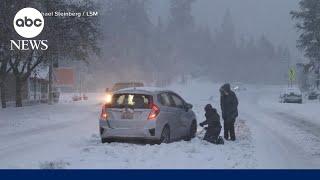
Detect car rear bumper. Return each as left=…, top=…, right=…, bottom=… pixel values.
left=308, top=96, right=318, bottom=100
left=284, top=99, right=302, bottom=103
left=99, top=120, right=159, bottom=140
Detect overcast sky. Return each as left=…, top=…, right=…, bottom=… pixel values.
left=151, top=0, right=303, bottom=62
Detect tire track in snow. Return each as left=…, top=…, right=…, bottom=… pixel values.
left=273, top=111, right=320, bottom=138
left=240, top=89, right=320, bottom=168
left=0, top=107, right=98, bottom=168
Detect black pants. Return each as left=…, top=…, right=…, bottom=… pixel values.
left=204, top=127, right=221, bottom=144
left=224, top=120, right=235, bottom=140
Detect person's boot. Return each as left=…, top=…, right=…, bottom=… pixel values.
left=224, top=132, right=229, bottom=140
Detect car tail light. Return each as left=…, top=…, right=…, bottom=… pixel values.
left=100, top=105, right=109, bottom=121
left=148, top=103, right=160, bottom=120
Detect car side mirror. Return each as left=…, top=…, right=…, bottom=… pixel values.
left=185, top=103, right=193, bottom=111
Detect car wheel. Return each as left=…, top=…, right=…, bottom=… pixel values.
left=160, top=125, right=170, bottom=144
left=101, top=138, right=113, bottom=144
left=185, top=120, right=197, bottom=141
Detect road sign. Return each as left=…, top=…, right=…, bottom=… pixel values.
left=289, top=68, right=296, bottom=81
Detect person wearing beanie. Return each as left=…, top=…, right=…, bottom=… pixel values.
left=199, top=104, right=222, bottom=144
left=220, top=83, right=239, bottom=141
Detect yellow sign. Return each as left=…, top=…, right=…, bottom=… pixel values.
left=289, top=68, right=296, bottom=81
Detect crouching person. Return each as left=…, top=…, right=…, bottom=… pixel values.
left=199, top=104, right=224, bottom=145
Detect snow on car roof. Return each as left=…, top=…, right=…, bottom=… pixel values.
left=283, top=87, right=301, bottom=94
left=115, top=87, right=169, bottom=94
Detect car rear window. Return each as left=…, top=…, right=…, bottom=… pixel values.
left=110, top=94, right=152, bottom=109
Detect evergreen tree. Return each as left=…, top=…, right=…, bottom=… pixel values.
left=257, top=35, right=276, bottom=59
left=168, top=0, right=195, bottom=33
left=167, top=0, right=196, bottom=77
left=291, top=0, right=320, bottom=88
left=103, top=0, right=153, bottom=81
left=219, top=9, right=236, bottom=49
left=291, top=0, right=320, bottom=62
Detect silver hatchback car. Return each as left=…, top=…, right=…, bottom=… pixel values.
left=99, top=87, right=197, bottom=144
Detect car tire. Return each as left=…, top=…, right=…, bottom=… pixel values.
left=160, top=125, right=170, bottom=144
left=185, top=120, right=197, bottom=141
left=101, top=138, right=113, bottom=144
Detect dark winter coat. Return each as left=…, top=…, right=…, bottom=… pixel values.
left=200, top=105, right=222, bottom=138
left=220, top=83, right=239, bottom=122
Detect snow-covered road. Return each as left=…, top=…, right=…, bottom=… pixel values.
left=0, top=81, right=319, bottom=169
left=240, top=86, right=320, bottom=168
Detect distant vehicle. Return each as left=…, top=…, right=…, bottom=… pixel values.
left=72, top=94, right=88, bottom=101
left=280, top=88, right=303, bottom=104
left=104, top=82, right=144, bottom=104
left=72, top=95, right=81, bottom=101
left=52, top=91, right=60, bottom=103
left=99, top=87, right=197, bottom=144
left=307, top=91, right=319, bottom=100
left=232, top=82, right=247, bottom=92
left=52, top=87, right=60, bottom=103
left=83, top=94, right=88, bottom=100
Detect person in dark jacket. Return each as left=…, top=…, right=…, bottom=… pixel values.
left=199, top=104, right=222, bottom=144
left=220, top=83, right=239, bottom=141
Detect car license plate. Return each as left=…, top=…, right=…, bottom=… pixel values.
left=121, top=111, right=134, bottom=119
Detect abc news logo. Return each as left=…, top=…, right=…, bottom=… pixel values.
left=10, top=7, right=48, bottom=51
left=15, top=16, right=43, bottom=28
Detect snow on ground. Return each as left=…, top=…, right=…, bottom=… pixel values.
left=64, top=121, right=254, bottom=169
left=0, top=79, right=319, bottom=169
left=239, top=85, right=320, bottom=168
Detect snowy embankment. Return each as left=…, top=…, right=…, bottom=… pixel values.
left=0, top=80, right=319, bottom=169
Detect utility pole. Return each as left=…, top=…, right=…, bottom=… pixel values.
left=48, top=57, right=53, bottom=105
left=280, top=57, right=291, bottom=87
left=34, top=71, right=37, bottom=102
left=316, top=61, right=320, bottom=90
left=77, top=62, right=82, bottom=98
